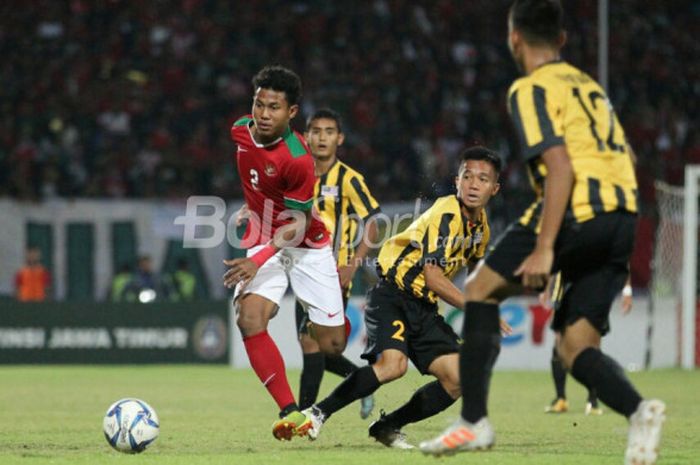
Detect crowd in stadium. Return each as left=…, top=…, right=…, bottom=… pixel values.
left=1, top=0, right=698, bottom=224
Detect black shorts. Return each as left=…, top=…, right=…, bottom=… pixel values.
left=296, top=294, right=349, bottom=335
left=361, top=280, right=460, bottom=374
left=485, top=211, right=636, bottom=335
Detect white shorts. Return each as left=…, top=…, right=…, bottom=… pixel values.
left=233, top=245, right=345, bottom=327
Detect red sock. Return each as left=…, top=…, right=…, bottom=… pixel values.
left=243, top=330, right=296, bottom=412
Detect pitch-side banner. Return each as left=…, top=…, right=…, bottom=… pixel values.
left=0, top=301, right=229, bottom=364
left=231, top=294, right=677, bottom=370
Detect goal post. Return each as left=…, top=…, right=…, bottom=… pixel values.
left=652, top=165, right=700, bottom=369
left=682, top=165, right=700, bottom=369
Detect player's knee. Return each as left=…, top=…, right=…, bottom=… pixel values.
left=373, top=353, right=408, bottom=382
left=317, top=335, right=346, bottom=356
left=236, top=311, right=266, bottom=337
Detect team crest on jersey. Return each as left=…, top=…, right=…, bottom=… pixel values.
left=264, top=163, right=277, bottom=177
left=321, top=185, right=339, bottom=198
left=473, top=231, right=483, bottom=245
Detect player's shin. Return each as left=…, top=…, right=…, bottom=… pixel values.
left=570, top=347, right=642, bottom=417
left=460, top=302, right=501, bottom=423
left=299, top=352, right=325, bottom=410
left=382, top=380, right=456, bottom=428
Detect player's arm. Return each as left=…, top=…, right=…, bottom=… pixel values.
left=339, top=175, right=381, bottom=288
left=424, top=263, right=466, bottom=309
left=422, top=210, right=466, bottom=308
left=514, top=145, right=574, bottom=289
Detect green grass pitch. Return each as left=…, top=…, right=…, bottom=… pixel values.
left=0, top=366, right=697, bottom=464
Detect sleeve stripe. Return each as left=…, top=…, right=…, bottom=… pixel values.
left=283, top=197, right=314, bottom=211
left=532, top=85, right=564, bottom=148
left=349, top=177, right=377, bottom=218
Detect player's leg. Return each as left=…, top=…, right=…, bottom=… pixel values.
left=420, top=223, right=529, bottom=456
left=288, top=247, right=347, bottom=355
left=234, top=251, right=309, bottom=441
left=554, top=213, right=664, bottom=464
left=304, top=281, right=410, bottom=440
left=370, top=311, right=462, bottom=449
left=546, top=333, right=569, bottom=413
left=296, top=300, right=325, bottom=410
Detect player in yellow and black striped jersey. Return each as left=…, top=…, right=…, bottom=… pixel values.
left=294, top=108, right=380, bottom=419
left=376, top=195, right=489, bottom=304
left=302, top=147, right=502, bottom=447
left=421, top=1, right=665, bottom=460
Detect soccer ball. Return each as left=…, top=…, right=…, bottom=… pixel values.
left=103, top=398, right=160, bottom=453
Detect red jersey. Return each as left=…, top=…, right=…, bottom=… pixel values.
left=231, top=115, right=329, bottom=248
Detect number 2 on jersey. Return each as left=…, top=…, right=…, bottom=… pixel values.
left=572, top=87, right=625, bottom=154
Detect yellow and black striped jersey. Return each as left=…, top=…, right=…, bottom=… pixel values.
left=507, top=61, right=638, bottom=230
left=314, top=160, right=380, bottom=266
left=377, top=195, right=490, bottom=304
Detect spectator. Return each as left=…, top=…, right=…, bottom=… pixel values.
left=165, top=258, right=197, bottom=302
left=15, top=247, right=51, bottom=302
left=109, top=263, right=134, bottom=302
left=123, top=255, right=167, bottom=303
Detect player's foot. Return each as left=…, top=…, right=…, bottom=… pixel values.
left=419, top=417, right=494, bottom=456
left=368, top=412, right=414, bottom=449
left=360, top=394, right=375, bottom=420
left=545, top=397, right=569, bottom=413
left=302, top=405, right=326, bottom=441
left=271, top=410, right=312, bottom=441
left=625, top=399, right=666, bottom=465
left=585, top=401, right=603, bottom=416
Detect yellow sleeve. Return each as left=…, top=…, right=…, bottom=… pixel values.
left=508, top=80, right=565, bottom=160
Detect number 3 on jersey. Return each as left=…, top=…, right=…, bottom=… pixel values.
left=250, top=168, right=259, bottom=190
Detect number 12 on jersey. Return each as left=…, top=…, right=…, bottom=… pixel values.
left=572, top=87, right=626, bottom=154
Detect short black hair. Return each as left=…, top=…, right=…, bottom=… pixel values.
left=510, top=0, right=563, bottom=46
left=252, top=65, right=302, bottom=106
left=306, top=108, right=343, bottom=133
left=459, top=146, right=502, bottom=178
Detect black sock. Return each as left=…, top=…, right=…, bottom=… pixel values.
left=460, top=301, right=501, bottom=423
left=299, top=352, right=325, bottom=410
left=570, top=347, right=642, bottom=418
left=324, top=355, right=358, bottom=378
left=316, top=365, right=381, bottom=418
left=551, top=346, right=567, bottom=399
left=587, top=388, right=598, bottom=406
left=383, top=380, right=456, bottom=428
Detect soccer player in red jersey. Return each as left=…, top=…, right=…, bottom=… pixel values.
left=223, top=65, right=347, bottom=441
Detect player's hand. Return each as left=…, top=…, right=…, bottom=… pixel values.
left=234, top=204, right=250, bottom=227
left=500, top=318, right=513, bottom=336
left=621, top=294, right=633, bottom=315
left=222, top=258, right=259, bottom=289
left=338, top=264, right=357, bottom=291
left=514, top=246, right=554, bottom=290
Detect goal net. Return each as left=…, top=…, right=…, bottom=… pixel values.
left=651, top=165, right=700, bottom=369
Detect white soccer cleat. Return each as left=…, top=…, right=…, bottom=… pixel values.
left=419, top=417, right=494, bottom=456
left=625, top=399, right=666, bottom=465
left=302, top=406, right=326, bottom=441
